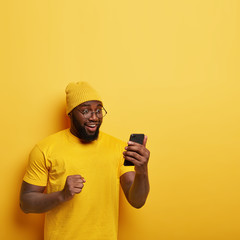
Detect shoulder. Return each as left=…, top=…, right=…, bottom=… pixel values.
left=100, top=131, right=125, bottom=144
left=98, top=132, right=127, bottom=158
left=36, top=129, right=69, bottom=152
left=99, top=132, right=127, bottom=153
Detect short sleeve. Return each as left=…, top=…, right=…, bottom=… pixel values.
left=23, top=145, right=48, bottom=186
left=120, top=164, right=135, bottom=176
left=117, top=139, right=135, bottom=176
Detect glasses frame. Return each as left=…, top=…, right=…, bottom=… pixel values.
left=79, top=106, right=107, bottom=119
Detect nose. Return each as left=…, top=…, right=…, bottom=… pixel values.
left=89, top=111, right=98, bottom=120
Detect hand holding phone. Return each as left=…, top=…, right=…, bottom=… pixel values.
left=124, top=134, right=145, bottom=166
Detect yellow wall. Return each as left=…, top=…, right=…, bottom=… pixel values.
left=1, top=1, right=240, bottom=239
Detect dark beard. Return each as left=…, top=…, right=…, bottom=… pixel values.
left=72, top=117, right=100, bottom=142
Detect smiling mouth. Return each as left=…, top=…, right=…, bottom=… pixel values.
left=85, top=123, right=99, bottom=133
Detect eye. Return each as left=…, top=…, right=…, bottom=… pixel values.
left=81, top=109, right=89, bottom=115
left=96, top=108, right=102, bottom=114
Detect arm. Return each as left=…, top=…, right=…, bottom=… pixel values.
left=20, top=175, right=86, bottom=213
left=20, top=181, right=62, bottom=213
left=121, top=135, right=150, bottom=208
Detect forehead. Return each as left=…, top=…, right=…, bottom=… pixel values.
left=78, top=100, right=103, bottom=108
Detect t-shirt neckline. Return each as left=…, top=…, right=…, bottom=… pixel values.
left=66, top=128, right=102, bottom=145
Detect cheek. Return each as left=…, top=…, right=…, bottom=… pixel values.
left=72, top=114, right=85, bottom=127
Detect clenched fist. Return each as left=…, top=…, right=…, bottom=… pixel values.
left=61, top=175, right=86, bottom=201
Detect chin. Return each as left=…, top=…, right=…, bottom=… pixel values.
left=77, top=127, right=100, bottom=142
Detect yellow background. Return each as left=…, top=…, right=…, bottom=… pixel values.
left=1, top=1, right=240, bottom=239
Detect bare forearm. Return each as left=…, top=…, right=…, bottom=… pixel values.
left=20, top=176, right=85, bottom=214
left=128, top=172, right=150, bottom=208
left=122, top=135, right=150, bottom=208
left=20, top=191, right=64, bottom=213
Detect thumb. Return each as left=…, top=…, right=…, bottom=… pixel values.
left=143, top=135, right=148, bottom=147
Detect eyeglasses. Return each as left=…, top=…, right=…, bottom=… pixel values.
left=78, top=107, right=107, bottom=119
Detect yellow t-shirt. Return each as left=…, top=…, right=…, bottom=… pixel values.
left=23, top=129, right=134, bottom=240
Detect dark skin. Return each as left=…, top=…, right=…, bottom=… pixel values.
left=20, top=101, right=150, bottom=213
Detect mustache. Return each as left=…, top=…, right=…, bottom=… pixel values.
left=73, top=119, right=101, bottom=142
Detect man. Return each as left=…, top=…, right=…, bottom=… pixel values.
left=20, top=82, right=150, bottom=240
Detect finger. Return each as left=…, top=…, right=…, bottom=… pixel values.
left=127, top=135, right=147, bottom=147
left=123, top=150, right=144, bottom=162
left=124, top=145, right=146, bottom=156
left=127, top=141, right=142, bottom=146
left=143, top=135, right=148, bottom=147
left=124, top=154, right=146, bottom=166
left=74, top=182, right=84, bottom=189
left=73, top=178, right=86, bottom=183
left=81, top=177, right=86, bottom=183
left=124, top=153, right=149, bottom=168
left=69, top=175, right=86, bottom=182
left=75, top=175, right=86, bottom=182
left=123, top=155, right=138, bottom=165
left=70, top=174, right=82, bottom=177
left=72, top=187, right=83, bottom=194
left=71, top=183, right=84, bottom=193
left=67, top=175, right=82, bottom=181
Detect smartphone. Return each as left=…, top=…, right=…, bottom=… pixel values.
left=124, top=134, right=145, bottom=166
